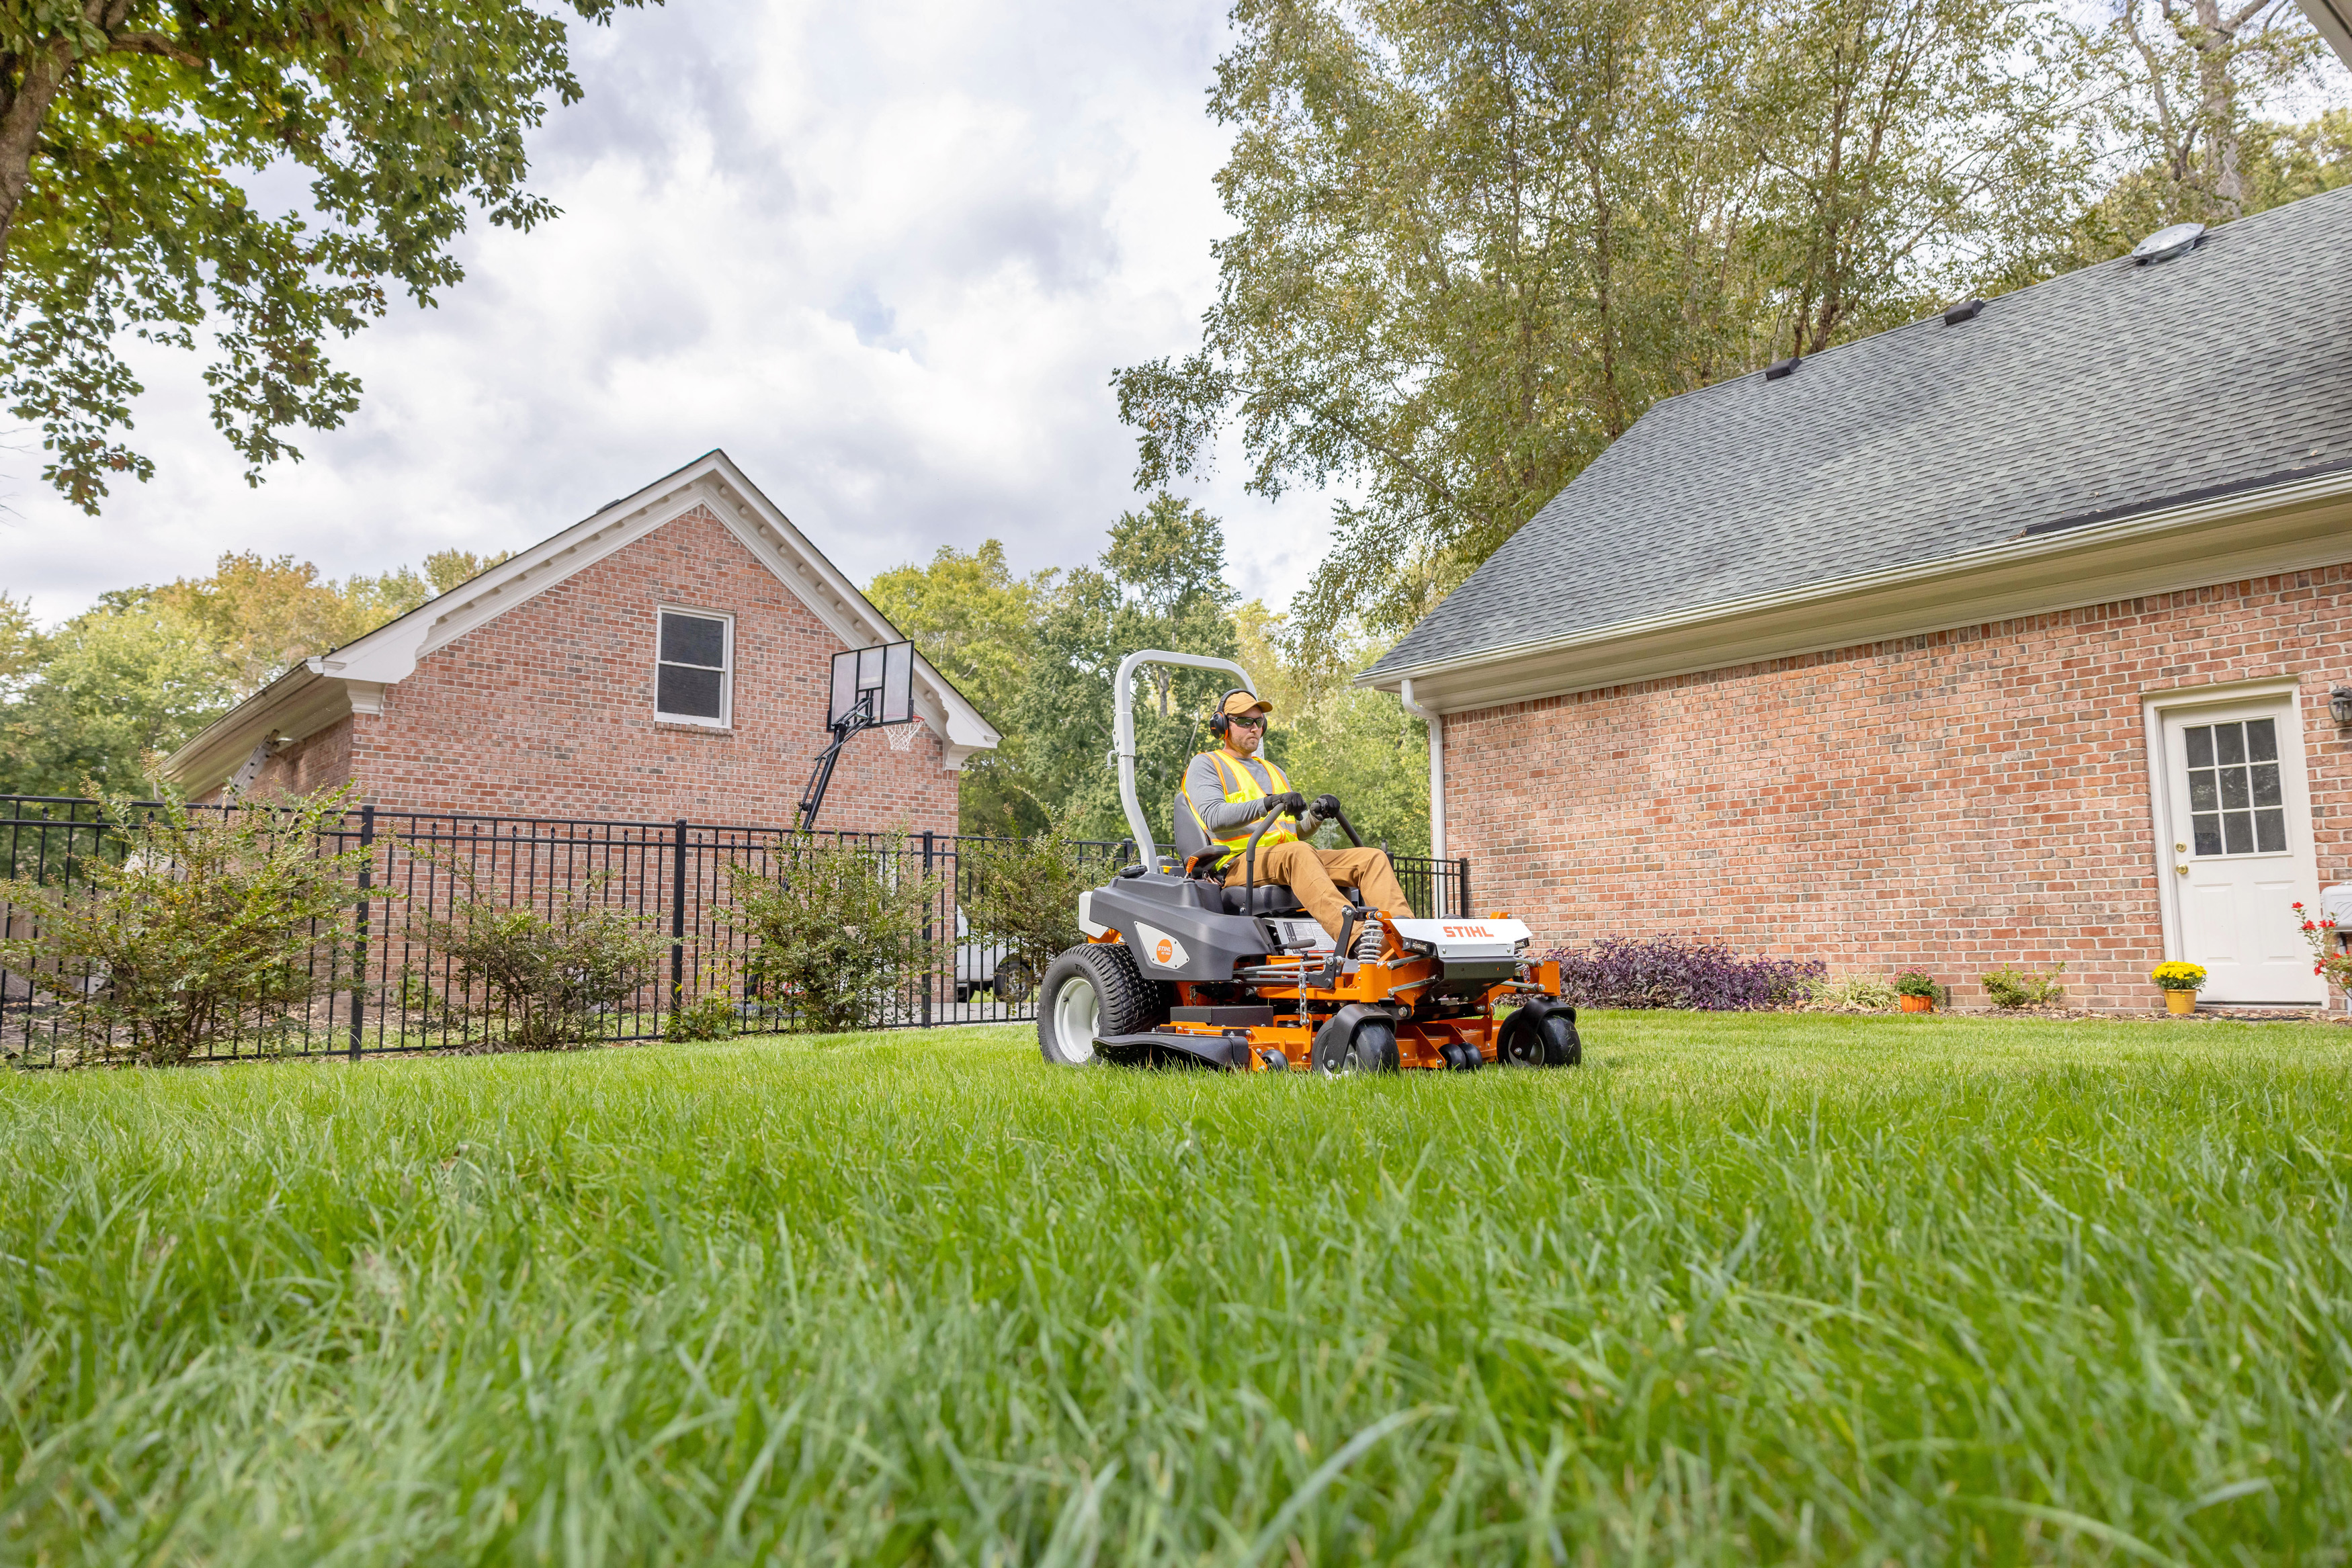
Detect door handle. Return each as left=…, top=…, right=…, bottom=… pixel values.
left=2175, top=865, right=2189, bottom=875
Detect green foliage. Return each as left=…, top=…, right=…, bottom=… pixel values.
left=0, top=598, right=235, bottom=795
left=958, top=829, right=1094, bottom=984
left=2150, top=959, right=2209, bottom=992
left=1118, top=0, right=2105, bottom=643
left=0, top=0, right=658, bottom=511
left=726, top=833, right=941, bottom=1034
left=0, top=783, right=376, bottom=1063
left=1893, top=971, right=1940, bottom=1000
left=866, top=541, right=1057, bottom=836
left=1806, top=971, right=1898, bottom=1012
left=1012, top=493, right=1238, bottom=846
left=3, top=1016, right=2351, bottom=1558
left=662, top=994, right=739, bottom=1043
left=406, top=865, right=658, bottom=1051
left=1981, top=963, right=2066, bottom=1009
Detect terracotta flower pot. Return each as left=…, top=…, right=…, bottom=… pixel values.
left=2163, top=989, right=2197, bottom=1016
left=1899, top=994, right=1934, bottom=1013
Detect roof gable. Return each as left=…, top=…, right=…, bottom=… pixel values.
left=163, top=451, right=997, bottom=791
left=1365, top=185, right=2352, bottom=693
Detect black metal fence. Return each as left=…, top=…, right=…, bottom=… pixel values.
left=1, top=796, right=1471, bottom=1063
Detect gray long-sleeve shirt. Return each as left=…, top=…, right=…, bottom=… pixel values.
left=1183, top=750, right=1290, bottom=832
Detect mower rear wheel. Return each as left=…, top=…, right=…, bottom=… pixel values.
left=1312, top=1016, right=1399, bottom=1075
left=1037, top=943, right=1168, bottom=1068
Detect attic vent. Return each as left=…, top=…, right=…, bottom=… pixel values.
left=2130, top=222, right=2205, bottom=264
left=1764, top=356, right=1800, bottom=381
left=1943, top=297, right=1986, bottom=325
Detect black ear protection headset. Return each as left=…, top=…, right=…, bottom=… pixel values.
left=1206, top=686, right=1253, bottom=738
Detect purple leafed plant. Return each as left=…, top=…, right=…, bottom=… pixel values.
left=1544, top=935, right=1824, bottom=1011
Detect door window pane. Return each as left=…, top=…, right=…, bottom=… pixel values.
left=2183, top=719, right=2289, bottom=859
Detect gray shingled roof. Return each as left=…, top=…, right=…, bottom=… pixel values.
left=1364, top=185, right=2352, bottom=681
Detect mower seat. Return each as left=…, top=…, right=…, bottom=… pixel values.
left=1171, top=789, right=1310, bottom=917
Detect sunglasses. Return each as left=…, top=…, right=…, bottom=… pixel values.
left=1226, top=713, right=1266, bottom=730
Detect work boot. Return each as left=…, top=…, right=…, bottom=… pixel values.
left=1353, top=918, right=1386, bottom=963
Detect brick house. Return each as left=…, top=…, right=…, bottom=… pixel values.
left=161, top=450, right=995, bottom=834
left=1361, top=187, right=2352, bottom=1010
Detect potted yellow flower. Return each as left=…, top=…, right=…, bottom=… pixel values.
left=2150, top=961, right=2206, bottom=1015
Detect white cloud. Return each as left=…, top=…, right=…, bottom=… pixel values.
left=0, top=0, right=1339, bottom=623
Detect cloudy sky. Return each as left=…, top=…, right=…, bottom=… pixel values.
left=1, top=0, right=1337, bottom=623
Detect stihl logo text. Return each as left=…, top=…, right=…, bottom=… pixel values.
left=1442, top=924, right=1493, bottom=938
left=1154, top=938, right=1175, bottom=965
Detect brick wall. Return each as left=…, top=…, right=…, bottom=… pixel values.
left=247, top=505, right=956, bottom=834
left=233, top=716, right=355, bottom=802
left=1444, top=564, right=2352, bottom=1009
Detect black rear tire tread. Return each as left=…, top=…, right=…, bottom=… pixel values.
left=1036, top=943, right=1170, bottom=1067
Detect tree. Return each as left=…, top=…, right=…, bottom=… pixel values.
left=0, top=595, right=230, bottom=794
left=1117, top=0, right=2105, bottom=645
left=866, top=541, right=1056, bottom=834
left=2104, top=0, right=2332, bottom=223
left=0, top=0, right=656, bottom=512
left=1012, top=494, right=1238, bottom=846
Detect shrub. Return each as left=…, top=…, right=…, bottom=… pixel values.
left=1546, top=935, right=1822, bottom=1010
left=1982, top=963, right=2066, bottom=1009
left=663, top=992, right=739, bottom=1043
left=1894, top=971, right=1939, bottom=1000
left=0, top=785, right=380, bottom=1065
left=2290, top=904, right=2349, bottom=1004
left=1804, top=973, right=1898, bottom=1013
left=2150, top=959, right=2208, bottom=992
left=960, top=829, right=1096, bottom=988
left=408, top=864, right=659, bottom=1051
left=727, top=832, right=942, bottom=1034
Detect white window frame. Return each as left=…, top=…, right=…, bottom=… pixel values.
left=655, top=606, right=734, bottom=728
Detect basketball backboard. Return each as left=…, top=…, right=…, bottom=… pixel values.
left=829, top=641, right=915, bottom=728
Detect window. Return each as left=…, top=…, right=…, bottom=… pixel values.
left=657, top=609, right=731, bottom=725
left=2183, top=717, right=2285, bottom=857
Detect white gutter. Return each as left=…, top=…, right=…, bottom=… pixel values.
left=1397, top=678, right=1444, bottom=861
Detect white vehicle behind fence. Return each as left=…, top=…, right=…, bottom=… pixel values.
left=952, top=908, right=1037, bottom=1004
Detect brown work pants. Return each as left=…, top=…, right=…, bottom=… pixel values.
left=1234, top=842, right=1413, bottom=939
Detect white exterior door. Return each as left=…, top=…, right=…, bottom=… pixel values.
left=2155, top=695, right=2325, bottom=1004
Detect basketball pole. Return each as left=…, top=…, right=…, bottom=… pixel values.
left=796, top=691, right=880, bottom=830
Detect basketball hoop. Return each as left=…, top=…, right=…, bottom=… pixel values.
left=798, top=640, right=919, bottom=828
left=886, top=715, right=926, bottom=752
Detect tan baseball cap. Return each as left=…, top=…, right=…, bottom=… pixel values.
left=1219, top=690, right=1273, bottom=719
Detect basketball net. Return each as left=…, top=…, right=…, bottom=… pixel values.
left=886, top=715, right=926, bottom=752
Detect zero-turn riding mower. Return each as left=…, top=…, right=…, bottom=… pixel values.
left=1034, top=650, right=1582, bottom=1074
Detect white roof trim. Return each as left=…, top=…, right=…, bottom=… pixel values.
left=2299, top=0, right=2352, bottom=70
left=161, top=449, right=999, bottom=789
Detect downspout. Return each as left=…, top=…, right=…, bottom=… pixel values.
left=1398, top=678, right=1443, bottom=861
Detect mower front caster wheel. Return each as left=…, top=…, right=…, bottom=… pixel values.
left=1312, top=1016, right=1399, bottom=1075
left=1037, top=943, right=1169, bottom=1068
left=1498, top=1004, right=1583, bottom=1068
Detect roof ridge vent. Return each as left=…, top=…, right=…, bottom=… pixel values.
left=1943, top=297, right=1986, bottom=325
left=1764, top=355, right=1800, bottom=381
left=2130, top=221, right=2206, bottom=265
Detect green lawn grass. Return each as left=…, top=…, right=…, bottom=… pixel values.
left=1, top=1012, right=2348, bottom=1565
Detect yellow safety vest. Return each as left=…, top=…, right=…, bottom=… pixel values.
left=1188, top=750, right=1298, bottom=871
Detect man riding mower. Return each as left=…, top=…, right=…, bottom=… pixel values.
left=1034, top=649, right=1581, bottom=1074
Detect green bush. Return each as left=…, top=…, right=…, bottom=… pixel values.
left=664, top=961, right=741, bottom=1043
left=0, top=784, right=379, bottom=1065
left=726, top=833, right=942, bottom=1034
left=1982, top=963, right=2066, bottom=1009
left=1804, top=973, right=1898, bottom=1013
left=1894, top=971, right=1939, bottom=1000
left=958, top=828, right=1095, bottom=987
left=407, top=863, right=658, bottom=1051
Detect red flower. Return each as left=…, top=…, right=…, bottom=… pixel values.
left=2304, top=921, right=2317, bottom=931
